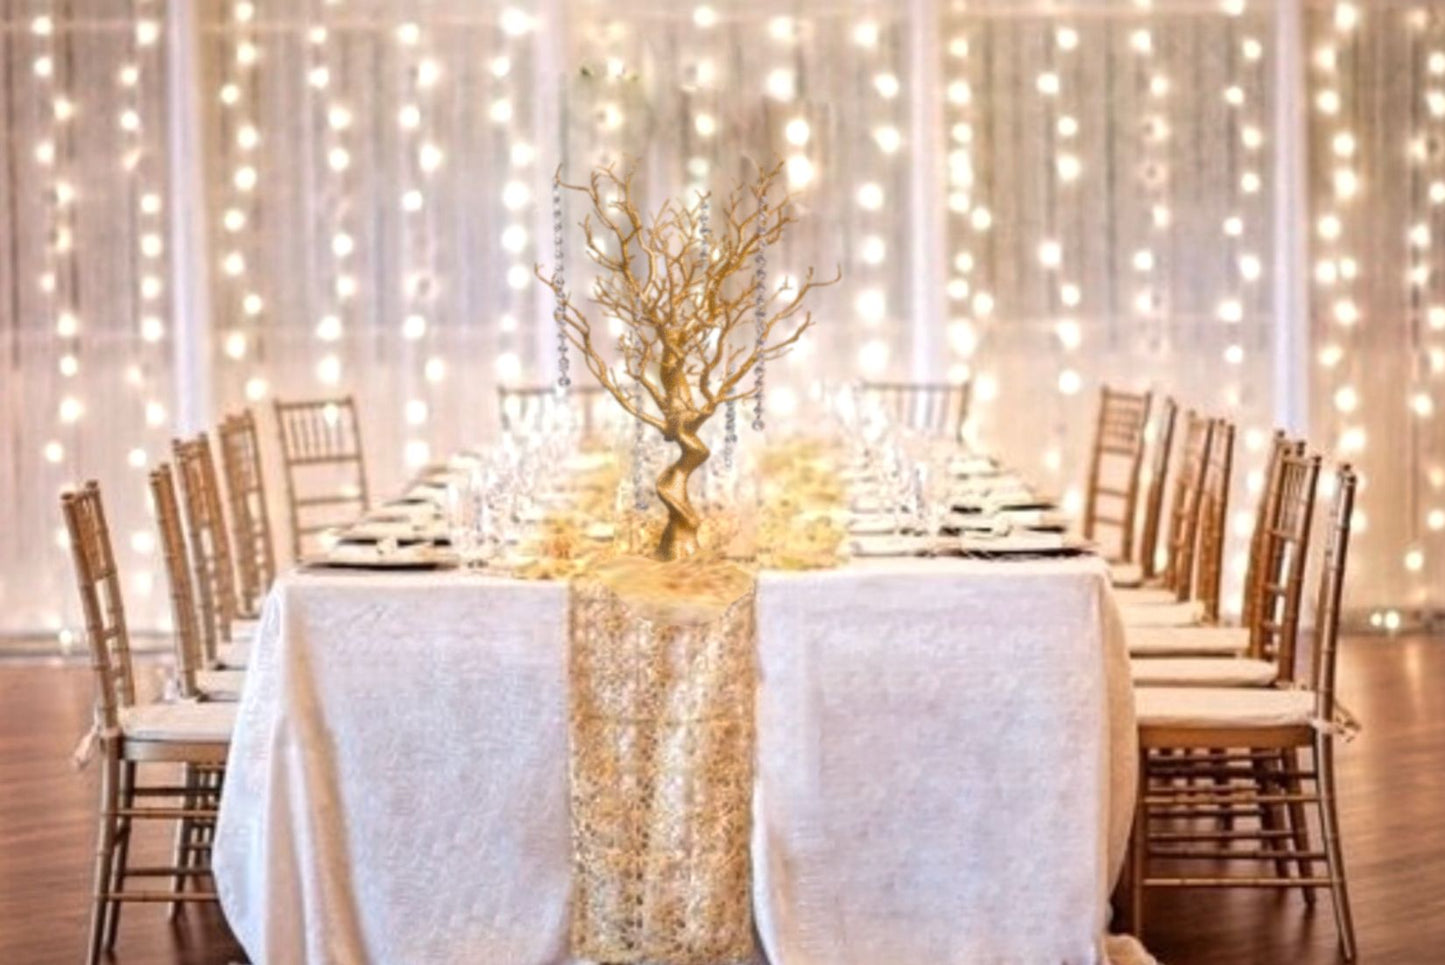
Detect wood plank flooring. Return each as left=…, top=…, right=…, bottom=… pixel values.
left=1, top=635, right=1440, bottom=964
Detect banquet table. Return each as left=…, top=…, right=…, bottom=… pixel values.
left=213, top=553, right=1136, bottom=964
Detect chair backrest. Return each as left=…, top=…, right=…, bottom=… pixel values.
left=1193, top=419, right=1235, bottom=625
left=174, top=434, right=237, bottom=664
left=60, top=482, right=134, bottom=731
left=860, top=381, right=972, bottom=440
left=219, top=410, right=276, bottom=617
left=273, top=396, right=369, bottom=559
left=498, top=384, right=613, bottom=437
left=150, top=463, right=205, bottom=700
left=1137, top=397, right=1178, bottom=580
left=1253, top=449, right=1322, bottom=680
left=1312, top=465, right=1357, bottom=721
left=1083, top=386, right=1152, bottom=563
left=1241, top=432, right=1298, bottom=630
left=1161, top=410, right=1214, bottom=599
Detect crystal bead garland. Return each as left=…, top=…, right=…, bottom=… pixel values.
left=751, top=193, right=768, bottom=432
left=552, top=171, right=571, bottom=391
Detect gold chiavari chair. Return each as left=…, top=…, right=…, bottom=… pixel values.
left=274, top=395, right=370, bottom=560
left=1119, top=418, right=1234, bottom=630
left=218, top=411, right=276, bottom=619
left=150, top=464, right=245, bottom=702
left=1130, top=434, right=1306, bottom=683
left=174, top=435, right=249, bottom=670
left=1193, top=420, right=1235, bottom=626
left=1082, top=386, right=1152, bottom=564
left=1118, top=410, right=1213, bottom=606
left=860, top=380, right=972, bottom=440
left=1113, top=397, right=1179, bottom=588
left=61, top=482, right=234, bottom=965
left=498, top=383, right=613, bottom=437
left=1127, top=463, right=1357, bottom=962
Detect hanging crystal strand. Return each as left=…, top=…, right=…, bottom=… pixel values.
left=751, top=191, right=768, bottom=432
left=551, top=170, right=571, bottom=391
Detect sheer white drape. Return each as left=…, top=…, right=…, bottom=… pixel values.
left=0, top=0, right=1436, bottom=642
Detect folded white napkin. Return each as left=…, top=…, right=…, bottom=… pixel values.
left=958, top=530, right=1067, bottom=553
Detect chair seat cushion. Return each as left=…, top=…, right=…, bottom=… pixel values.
left=1135, top=686, right=1316, bottom=730
left=1121, top=600, right=1206, bottom=628
left=1129, top=626, right=1250, bottom=657
left=1131, top=657, right=1277, bottom=688
left=217, top=639, right=250, bottom=670
left=1110, top=562, right=1145, bottom=588
left=120, top=701, right=235, bottom=744
left=196, top=669, right=246, bottom=702
left=1114, top=586, right=1178, bottom=606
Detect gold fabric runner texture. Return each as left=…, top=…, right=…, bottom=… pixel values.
left=568, top=558, right=759, bottom=964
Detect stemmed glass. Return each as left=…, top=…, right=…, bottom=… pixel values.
left=881, top=443, right=914, bottom=537
left=917, top=458, right=955, bottom=555
left=446, top=472, right=480, bottom=568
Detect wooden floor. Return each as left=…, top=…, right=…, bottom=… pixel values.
left=1, top=635, right=1440, bottom=964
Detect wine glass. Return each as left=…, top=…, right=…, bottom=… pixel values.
left=447, top=474, right=479, bottom=567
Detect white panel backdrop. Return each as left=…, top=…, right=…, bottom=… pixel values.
left=0, top=0, right=1436, bottom=643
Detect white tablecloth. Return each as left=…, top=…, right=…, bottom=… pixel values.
left=214, top=556, right=1135, bottom=965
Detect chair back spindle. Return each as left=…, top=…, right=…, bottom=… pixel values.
left=1083, top=386, right=1152, bottom=563
left=219, top=411, right=276, bottom=616
left=174, top=434, right=238, bottom=664
left=60, top=482, right=135, bottom=731
left=1193, top=419, right=1236, bottom=624
left=1137, top=397, right=1178, bottom=580
left=274, top=396, right=370, bottom=559
left=1253, top=450, right=1322, bottom=679
left=1161, top=411, right=1214, bottom=599
left=150, top=464, right=206, bottom=700
left=860, top=381, right=972, bottom=440
left=1312, top=465, right=1357, bottom=722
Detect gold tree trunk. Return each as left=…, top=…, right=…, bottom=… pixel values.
left=654, top=421, right=710, bottom=561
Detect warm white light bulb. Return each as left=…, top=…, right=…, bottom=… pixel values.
left=785, top=155, right=815, bottom=188
left=766, top=68, right=796, bottom=102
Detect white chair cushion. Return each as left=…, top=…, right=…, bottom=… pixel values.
left=1114, top=586, right=1178, bottom=606
left=1135, top=686, right=1316, bottom=730
left=1120, top=600, right=1206, bottom=628
left=1128, top=626, right=1250, bottom=657
left=1131, top=657, right=1277, bottom=688
left=196, top=669, right=246, bottom=702
left=217, top=638, right=251, bottom=670
left=120, top=701, right=235, bottom=744
left=232, top=619, right=258, bottom=643
left=1110, top=562, right=1144, bottom=588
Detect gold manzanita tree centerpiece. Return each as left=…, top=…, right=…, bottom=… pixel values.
left=541, top=160, right=837, bottom=561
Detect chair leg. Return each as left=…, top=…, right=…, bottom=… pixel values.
left=87, top=753, right=119, bottom=965
left=1317, top=737, right=1357, bottom=961
left=170, top=764, right=198, bottom=920
left=1251, top=752, right=1292, bottom=883
left=1129, top=748, right=1149, bottom=935
left=1210, top=747, right=1235, bottom=831
left=103, top=760, right=136, bottom=950
left=1283, top=748, right=1317, bottom=906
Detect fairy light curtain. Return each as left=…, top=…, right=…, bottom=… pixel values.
left=0, top=0, right=1438, bottom=641
left=942, top=0, right=1281, bottom=615
left=1303, top=0, right=1445, bottom=625
left=0, top=1, right=172, bottom=640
